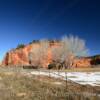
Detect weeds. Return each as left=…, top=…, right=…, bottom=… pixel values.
left=0, top=69, right=99, bottom=100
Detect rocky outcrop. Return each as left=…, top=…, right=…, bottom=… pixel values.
left=2, top=42, right=100, bottom=68
left=72, top=58, right=91, bottom=68
left=2, top=43, right=53, bottom=68
left=2, top=44, right=32, bottom=66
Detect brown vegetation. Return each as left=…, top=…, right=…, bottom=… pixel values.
left=0, top=68, right=99, bottom=100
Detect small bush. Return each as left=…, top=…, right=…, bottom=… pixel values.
left=16, top=44, right=25, bottom=49
left=91, top=55, right=100, bottom=65
left=29, top=40, right=39, bottom=44
left=48, top=63, right=56, bottom=69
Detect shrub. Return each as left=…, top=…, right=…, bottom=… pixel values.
left=16, top=44, right=25, bottom=49
left=29, top=40, right=39, bottom=44
left=48, top=63, right=56, bottom=69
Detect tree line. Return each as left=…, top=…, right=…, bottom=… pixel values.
left=28, top=35, right=88, bottom=69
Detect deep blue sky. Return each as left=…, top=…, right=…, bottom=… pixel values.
left=0, top=0, right=100, bottom=60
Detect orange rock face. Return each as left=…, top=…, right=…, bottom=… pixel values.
left=2, top=43, right=53, bottom=68
left=72, top=58, right=91, bottom=68
left=2, top=42, right=92, bottom=68
left=2, top=44, right=32, bottom=66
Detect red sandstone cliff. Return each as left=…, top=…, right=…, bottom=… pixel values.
left=2, top=44, right=32, bottom=66
left=72, top=58, right=91, bottom=68
left=2, top=43, right=53, bottom=68
left=2, top=42, right=99, bottom=68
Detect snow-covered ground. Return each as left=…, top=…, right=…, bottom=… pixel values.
left=31, top=71, right=100, bottom=86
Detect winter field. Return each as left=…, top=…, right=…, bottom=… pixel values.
left=0, top=67, right=99, bottom=100
left=0, top=67, right=100, bottom=86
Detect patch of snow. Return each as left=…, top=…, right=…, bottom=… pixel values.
left=31, top=71, right=100, bottom=86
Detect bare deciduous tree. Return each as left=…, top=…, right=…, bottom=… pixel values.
left=39, top=39, right=50, bottom=58
left=51, top=35, right=88, bottom=69
left=61, top=35, right=88, bottom=68
left=29, top=39, right=50, bottom=68
left=51, top=46, right=62, bottom=63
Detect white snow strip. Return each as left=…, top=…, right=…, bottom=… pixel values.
left=31, top=71, right=100, bottom=86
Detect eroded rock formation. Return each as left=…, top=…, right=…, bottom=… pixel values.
left=2, top=43, right=53, bottom=68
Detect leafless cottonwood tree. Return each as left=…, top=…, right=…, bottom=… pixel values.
left=51, top=35, right=88, bottom=69
left=29, top=39, right=50, bottom=68
left=61, top=35, right=88, bottom=68
left=51, top=46, right=62, bottom=63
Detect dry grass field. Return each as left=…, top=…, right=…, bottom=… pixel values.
left=0, top=67, right=99, bottom=100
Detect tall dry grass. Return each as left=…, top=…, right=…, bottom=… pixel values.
left=0, top=68, right=99, bottom=100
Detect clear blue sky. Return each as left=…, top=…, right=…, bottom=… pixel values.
left=0, top=0, right=100, bottom=60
